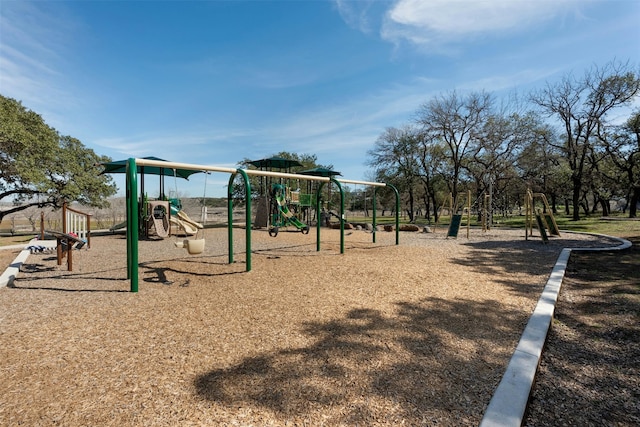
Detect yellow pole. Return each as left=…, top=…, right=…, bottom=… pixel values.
left=466, top=190, right=471, bottom=239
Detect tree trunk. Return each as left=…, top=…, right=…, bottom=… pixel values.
left=423, top=197, right=431, bottom=222
left=407, top=188, right=415, bottom=222
left=431, top=194, right=439, bottom=223
left=600, top=198, right=610, bottom=216
left=630, top=187, right=639, bottom=218
left=572, top=177, right=581, bottom=220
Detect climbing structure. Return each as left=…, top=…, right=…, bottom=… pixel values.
left=525, top=190, right=560, bottom=243
left=437, top=190, right=471, bottom=239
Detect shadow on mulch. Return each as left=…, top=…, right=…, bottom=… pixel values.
left=524, top=236, right=640, bottom=426
left=455, top=240, right=560, bottom=299
left=195, top=298, right=526, bottom=425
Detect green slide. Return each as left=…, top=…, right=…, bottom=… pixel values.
left=274, top=190, right=308, bottom=231
left=447, top=214, right=462, bottom=238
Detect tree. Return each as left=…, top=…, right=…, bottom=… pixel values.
left=599, top=110, right=640, bottom=217
left=468, top=112, right=531, bottom=222
left=414, top=132, right=447, bottom=222
left=416, top=90, right=493, bottom=201
left=366, top=126, right=421, bottom=222
left=530, top=60, right=640, bottom=220
left=0, top=95, right=116, bottom=222
left=232, top=151, right=333, bottom=203
left=512, top=111, right=570, bottom=213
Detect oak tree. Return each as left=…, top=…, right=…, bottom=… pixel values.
left=0, top=95, right=116, bottom=222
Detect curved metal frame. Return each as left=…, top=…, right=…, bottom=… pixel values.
left=125, top=158, right=400, bottom=292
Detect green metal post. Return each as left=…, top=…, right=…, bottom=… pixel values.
left=236, top=169, right=251, bottom=272
left=316, top=183, right=324, bottom=252
left=227, top=174, right=235, bottom=265
left=126, top=174, right=131, bottom=279
left=386, top=183, right=400, bottom=245
left=330, top=178, right=345, bottom=254
left=127, top=158, right=139, bottom=292
left=372, top=188, right=377, bottom=244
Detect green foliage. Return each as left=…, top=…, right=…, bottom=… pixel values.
left=530, top=60, right=640, bottom=220
left=232, top=151, right=334, bottom=202
left=365, top=59, right=640, bottom=221
left=0, top=95, right=116, bottom=221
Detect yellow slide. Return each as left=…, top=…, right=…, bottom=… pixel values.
left=170, top=210, right=203, bottom=236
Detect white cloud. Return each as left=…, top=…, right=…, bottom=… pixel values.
left=0, top=1, right=82, bottom=120
left=362, top=0, right=580, bottom=49
left=253, top=77, right=439, bottom=157
left=92, top=129, right=258, bottom=160
left=389, top=0, right=568, bottom=34
left=333, top=0, right=379, bottom=34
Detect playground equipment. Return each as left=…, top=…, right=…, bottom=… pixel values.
left=482, top=193, right=491, bottom=232
left=39, top=202, right=91, bottom=271
left=437, top=191, right=472, bottom=238
left=525, top=190, right=560, bottom=243
left=124, top=158, right=400, bottom=292
left=146, top=200, right=171, bottom=238
left=249, top=157, right=319, bottom=231
left=249, top=157, right=303, bottom=229
left=171, top=172, right=207, bottom=254
left=101, top=157, right=203, bottom=237
left=170, top=209, right=202, bottom=235
left=174, top=224, right=205, bottom=254
left=46, top=230, right=86, bottom=271
left=63, top=202, right=91, bottom=247
left=268, top=183, right=310, bottom=236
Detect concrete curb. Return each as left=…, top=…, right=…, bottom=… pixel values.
left=0, top=239, right=57, bottom=289
left=479, top=232, right=632, bottom=427
left=0, top=239, right=36, bottom=288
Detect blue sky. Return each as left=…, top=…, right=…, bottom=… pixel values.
left=1, top=0, right=639, bottom=198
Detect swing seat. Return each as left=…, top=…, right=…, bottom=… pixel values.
left=174, top=239, right=205, bottom=254
left=185, top=238, right=205, bottom=255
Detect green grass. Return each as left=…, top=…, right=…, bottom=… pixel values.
left=0, top=234, right=34, bottom=247
left=497, top=213, right=640, bottom=238
left=345, top=211, right=640, bottom=239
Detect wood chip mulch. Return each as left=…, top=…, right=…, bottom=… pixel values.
left=524, top=236, right=640, bottom=427
left=0, top=228, right=620, bottom=426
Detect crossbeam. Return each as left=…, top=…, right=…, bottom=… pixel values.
left=133, top=158, right=238, bottom=175
left=335, top=178, right=386, bottom=187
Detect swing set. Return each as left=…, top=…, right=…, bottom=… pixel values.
left=124, top=158, right=400, bottom=292
left=171, top=171, right=209, bottom=255
left=435, top=190, right=496, bottom=238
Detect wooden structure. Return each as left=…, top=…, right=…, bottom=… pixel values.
left=63, top=202, right=91, bottom=248
left=437, top=191, right=471, bottom=238
left=525, top=190, right=560, bottom=243
left=45, top=230, right=86, bottom=271
left=40, top=202, right=92, bottom=271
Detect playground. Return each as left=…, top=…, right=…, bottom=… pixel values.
left=0, top=225, right=622, bottom=426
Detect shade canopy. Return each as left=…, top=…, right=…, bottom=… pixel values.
left=100, top=156, right=202, bottom=180
left=248, top=156, right=303, bottom=170
left=299, top=167, right=342, bottom=177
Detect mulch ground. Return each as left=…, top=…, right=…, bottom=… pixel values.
left=0, top=227, right=632, bottom=426
left=524, top=236, right=640, bottom=427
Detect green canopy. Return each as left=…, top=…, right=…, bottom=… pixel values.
left=100, top=156, right=201, bottom=180
left=299, top=167, right=342, bottom=177
left=248, top=156, right=303, bottom=170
